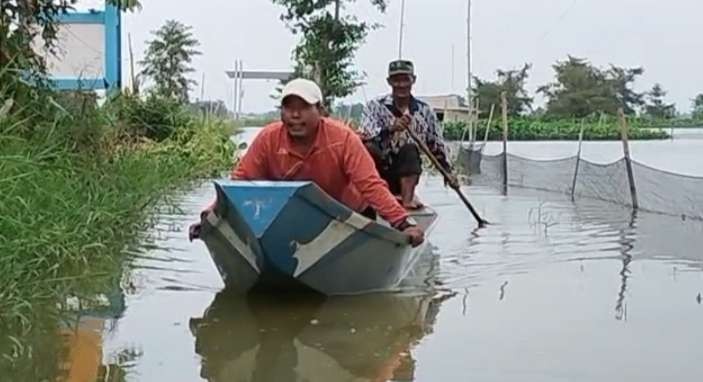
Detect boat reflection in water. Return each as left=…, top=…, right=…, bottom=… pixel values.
left=189, top=250, right=451, bottom=382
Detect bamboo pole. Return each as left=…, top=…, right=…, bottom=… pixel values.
left=571, top=120, right=585, bottom=201
left=501, top=92, right=509, bottom=195
left=128, top=33, right=137, bottom=94
left=404, top=121, right=488, bottom=227
left=618, top=108, right=639, bottom=209
left=471, top=98, right=480, bottom=143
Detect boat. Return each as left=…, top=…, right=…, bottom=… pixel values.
left=196, top=180, right=438, bottom=295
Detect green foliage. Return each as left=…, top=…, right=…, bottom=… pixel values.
left=0, top=1, right=77, bottom=71
left=443, top=117, right=669, bottom=141
left=473, top=64, right=533, bottom=117
left=607, top=64, right=645, bottom=115
left=106, top=0, right=143, bottom=12
left=538, top=56, right=645, bottom=118
left=110, top=94, right=196, bottom=141
left=272, top=0, right=387, bottom=108
left=0, top=92, right=235, bottom=376
left=140, top=20, right=201, bottom=102
left=0, top=1, right=78, bottom=119
left=190, top=100, right=231, bottom=119
left=644, top=84, right=676, bottom=119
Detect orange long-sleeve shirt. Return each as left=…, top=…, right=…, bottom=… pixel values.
left=231, top=118, right=409, bottom=226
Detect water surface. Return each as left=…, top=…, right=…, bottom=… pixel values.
left=39, top=134, right=703, bottom=381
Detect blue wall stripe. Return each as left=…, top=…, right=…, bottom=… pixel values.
left=103, top=4, right=122, bottom=92
left=56, top=11, right=104, bottom=24
left=51, top=78, right=108, bottom=90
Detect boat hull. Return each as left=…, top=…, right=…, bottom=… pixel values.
left=199, top=181, right=438, bottom=295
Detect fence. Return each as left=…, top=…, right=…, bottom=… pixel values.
left=456, top=110, right=703, bottom=221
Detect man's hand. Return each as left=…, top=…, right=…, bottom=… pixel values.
left=403, top=226, right=425, bottom=247
left=391, top=114, right=412, bottom=132
left=188, top=222, right=202, bottom=242
left=188, top=206, right=214, bottom=242
left=444, top=174, right=460, bottom=189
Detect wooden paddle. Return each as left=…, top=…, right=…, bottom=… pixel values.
left=403, top=121, right=489, bottom=227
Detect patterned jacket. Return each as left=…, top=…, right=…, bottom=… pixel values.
left=359, top=94, right=451, bottom=171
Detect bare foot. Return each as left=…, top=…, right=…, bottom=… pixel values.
left=403, top=199, right=424, bottom=210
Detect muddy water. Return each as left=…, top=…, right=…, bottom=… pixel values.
left=44, top=133, right=703, bottom=381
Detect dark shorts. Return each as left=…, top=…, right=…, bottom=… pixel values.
left=365, top=142, right=422, bottom=195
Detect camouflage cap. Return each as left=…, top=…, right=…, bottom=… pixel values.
left=388, top=59, right=415, bottom=77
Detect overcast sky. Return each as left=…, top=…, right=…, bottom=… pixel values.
left=77, top=0, right=701, bottom=114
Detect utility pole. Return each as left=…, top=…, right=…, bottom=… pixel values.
left=232, top=59, right=239, bottom=119
left=451, top=44, right=455, bottom=91
left=466, top=0, right=473, bottom=113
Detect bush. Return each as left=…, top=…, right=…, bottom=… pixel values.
left=109, top=94, right=196, bottom=142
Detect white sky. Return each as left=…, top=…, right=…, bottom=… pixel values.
left=75, top=0, right=702, bottom=114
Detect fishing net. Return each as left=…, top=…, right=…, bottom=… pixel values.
left=459, top=145, right=703, bottom=221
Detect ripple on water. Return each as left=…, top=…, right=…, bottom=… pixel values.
left=86, top=174, right=703, bottom=382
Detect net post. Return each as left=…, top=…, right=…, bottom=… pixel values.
left=618, top=108, right=639, bottom=209
left=472, top=98, right=480, bottom=142
left=571, top=120, right=585, bottom=201
left=501, top=91, right=509, bottom=195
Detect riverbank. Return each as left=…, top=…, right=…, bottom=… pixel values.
left=0, top=93, right=235, bottom=371
left=443, top=118, right=670, bottom=141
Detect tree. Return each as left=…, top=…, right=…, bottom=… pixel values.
left=606, top=65, right=645, bottom=115
left=644, top=84, right=676, bottom=119
left=0, top=1, right=77, bottom=74
left=473, top=63, right=532, bottom=117
left=272, top=0, right=387, bottom=108
left=538, top=56, right=645, bottom=118
left=140, top=20, right=201, bottom=103
left=692, top=94, right=703, bottom=120
left=106, top=0, right=142, bottom=12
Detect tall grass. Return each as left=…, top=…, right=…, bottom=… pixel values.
left=0, top=84, right=235, bottom=376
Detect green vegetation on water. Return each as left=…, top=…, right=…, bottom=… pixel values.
left=442, top=118, right=670, bottom=141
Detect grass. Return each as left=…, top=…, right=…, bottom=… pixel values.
left=0, top=89, right=235, bottom=377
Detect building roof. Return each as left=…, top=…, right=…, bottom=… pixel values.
left=417, top=94, right=469, bottom=112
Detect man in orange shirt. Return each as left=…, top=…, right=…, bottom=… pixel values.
left=191, top=78, right=424, bottom=246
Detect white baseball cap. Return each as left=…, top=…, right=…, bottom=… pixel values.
left=281, top=78, right=323, bottom=105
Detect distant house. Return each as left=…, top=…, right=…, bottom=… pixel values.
left=417, top=94, right=470, bottom=122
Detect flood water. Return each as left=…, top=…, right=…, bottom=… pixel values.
left=41, top=129, right=703, bottom=381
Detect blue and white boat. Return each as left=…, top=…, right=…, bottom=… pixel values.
left=197, top=180, right=438, bottom=295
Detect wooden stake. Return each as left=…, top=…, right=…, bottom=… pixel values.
left=128, top=33, right=137, bottom=94
left=618, top=108, right=639, bottom=209
left=571, top=120, right=585, bottom=201
left=501, top=92, right=509, bottom=195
